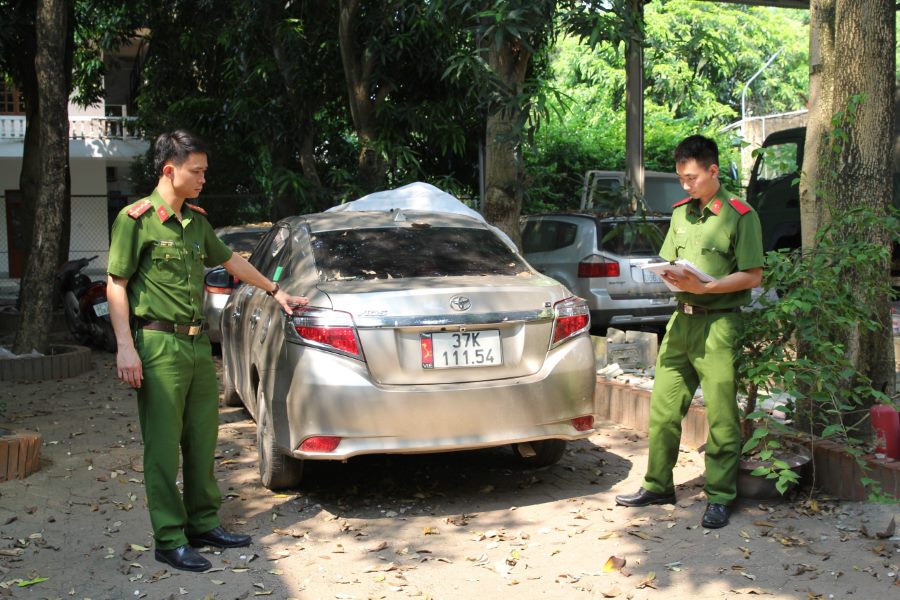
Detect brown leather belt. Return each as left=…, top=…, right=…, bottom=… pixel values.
left=140, top=320, right=204, bottom=336
left=676, top=302, right=740, bottom=316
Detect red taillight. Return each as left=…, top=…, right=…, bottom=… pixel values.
left=300, top=436, right=342, bottom=453
left=289, top=307, right=363, bottom=359
left=81, top=283, right=107, bottom=307
left=205, top=286, right=233, bottom=294
left=551, top=297, right=590, bottom=347
left=572, top=415, right=594, bottom=431
left=577, top=258, right=619, bottom=278
left=295, top=325, right=359, bottom=356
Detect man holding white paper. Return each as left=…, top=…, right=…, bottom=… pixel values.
left=615, top=135, right=763, bottom=529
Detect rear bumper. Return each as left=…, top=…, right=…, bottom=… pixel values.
left=269, top=334, right=597, bottom=460
left=590, top=305, right=675, bottom=329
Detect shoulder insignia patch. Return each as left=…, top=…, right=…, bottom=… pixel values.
left=672, top=197, right=692, bottom=209
left=186, top=202, right=207, bottom=216
left=728, top=198, right=752, bottom=216
left=126, top=199, right=153, bottom=219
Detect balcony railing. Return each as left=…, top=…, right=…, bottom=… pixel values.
left=0, top=115, right=142, bottom=140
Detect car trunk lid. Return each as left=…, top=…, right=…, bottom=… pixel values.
left=316, top=276, right=564, bottom=385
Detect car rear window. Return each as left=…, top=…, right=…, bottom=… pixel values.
left=220, top=231, right=266, bottom=253
left=310, top=227, right=529, bottom=281
left=522, top=220, right=578, bottom=253
left=597, top=220, right=669, bottom=257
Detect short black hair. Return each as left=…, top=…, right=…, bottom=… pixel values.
left=674, top=135, right=719, bottom=169
left=153, top=130, right=208, bottom=176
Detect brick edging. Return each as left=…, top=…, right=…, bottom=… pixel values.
left=0, top=430, right=42, bottom=482
left=594, top=377, right=899, bottom=500
left=0, top=344, right=92, bottom=381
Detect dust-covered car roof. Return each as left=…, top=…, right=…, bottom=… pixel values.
left=287, top=210, right=493, bottom=234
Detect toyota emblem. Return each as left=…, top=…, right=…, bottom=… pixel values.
left=449, top=296, right=471, bottom=311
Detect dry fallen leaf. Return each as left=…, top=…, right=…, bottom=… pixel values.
left=600, top=585, right=622, bottom=598
left=875, top=516, right=896, bottom=539
left=366, top=541, right=388, bottom=553
left=362, top=563, right=397, bottom=573
left=636, top=571, right=657, bottom=589
left=603, top=556, right=626, bottom=573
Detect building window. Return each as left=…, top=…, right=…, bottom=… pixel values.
left=0, top=82, right=24, bottom=115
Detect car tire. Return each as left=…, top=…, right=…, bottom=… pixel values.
left=256, top=391, right=303, bottom=490
left=221, top=361, right=243, bottom=407
left=511, top=439, right=567, bottom=468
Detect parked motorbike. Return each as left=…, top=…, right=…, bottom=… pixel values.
left=58, top=255, right=116, bottom=352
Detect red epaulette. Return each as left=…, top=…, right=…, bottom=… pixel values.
left=728, top=198, right=752, bottom=216
left=126, top=199, right=153, bottom=219
left=186, top=202, right=207, bottom=216
left=672, top=197, right=692, bottom=209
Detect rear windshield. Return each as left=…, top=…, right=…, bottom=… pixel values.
left=597, top=220, right=669, bottom=257
left=311, top=227, right=529, bottom=281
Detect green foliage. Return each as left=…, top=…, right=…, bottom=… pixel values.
left=522, top=1, right=808, bottom=213
left=736, top=206, right=899, bottom=501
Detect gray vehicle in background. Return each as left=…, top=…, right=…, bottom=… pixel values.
left=521, top=213, right=675, bottom=332
left=203, top=224, right=271, bottom=344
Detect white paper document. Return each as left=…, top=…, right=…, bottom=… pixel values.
left=640, top=259, right=714, bottom=292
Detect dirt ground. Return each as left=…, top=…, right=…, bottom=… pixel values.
left=0, top=344, right=897, bottom=600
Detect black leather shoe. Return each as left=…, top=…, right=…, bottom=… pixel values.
left=615, top=487, right=676, bottom=507
left=701, top=503, right=731, bottom=529
left=154, top=544, right=211, bottom=572
left=188, top=526, right=252, bottom=549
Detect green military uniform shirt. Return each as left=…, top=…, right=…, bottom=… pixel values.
left=658, top=186, right=764, bottom=309
left=107, top=188, right=233, bottom=323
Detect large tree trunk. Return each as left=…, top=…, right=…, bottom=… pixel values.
left=483, top=35, right=531, bottom=249
left=338, top=0, right=389, bottom=192
left=13, top=0, right=69, bottom=355
left=820, top=0, right=896, bottom=398
left=799, top=0, right=835, bottom=251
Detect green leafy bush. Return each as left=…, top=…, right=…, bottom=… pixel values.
left=737, top=207, right=898, bottom=498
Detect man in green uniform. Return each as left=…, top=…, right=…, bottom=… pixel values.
left=615, top=135, right=764, bottom=529
left=107, top=131, right=306, bottom=572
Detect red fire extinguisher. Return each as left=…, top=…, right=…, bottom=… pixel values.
left=871, top=404, right=900, bottom=460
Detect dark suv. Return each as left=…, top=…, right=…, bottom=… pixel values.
left=747, top=126, right=900, bottom=286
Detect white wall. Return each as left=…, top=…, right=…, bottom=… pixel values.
left=0, top=157, right=111, bottom=277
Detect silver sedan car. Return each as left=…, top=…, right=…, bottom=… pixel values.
left=219, top=210, right=597, bottom=489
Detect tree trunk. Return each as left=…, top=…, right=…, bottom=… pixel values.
left=799, top=0, right=835, bottom=251
left=338, top=0, right=389, bottom=192
left=482, top=35, right=531, bottom=249
left=13, top=0, right=69, bottom=355
left=824, top=0, right=896, bottom=397
left=265, top=1, right=323, bottom=208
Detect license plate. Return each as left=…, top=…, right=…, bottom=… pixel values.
left=93, top=301, right=109, bottom=317
left=421, top=330, right=502, bottom=369
left=642, top=269, right=662, bottom=284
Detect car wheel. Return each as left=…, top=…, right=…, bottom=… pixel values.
left=511, top=439, right=567, bottom=468
left=256, top=391, right=303, bottom=490
left=221, top=361, right=243, bottom=407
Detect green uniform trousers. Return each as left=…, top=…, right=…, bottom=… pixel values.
left=135, top=329, right=221, bottom=550
left=643, top=311, right=743, bottom=505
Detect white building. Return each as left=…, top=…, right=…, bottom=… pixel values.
left=0, top=39, right=149, bottom=282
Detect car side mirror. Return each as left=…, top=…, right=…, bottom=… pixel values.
left=204, top=267, right=238, bottom=292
